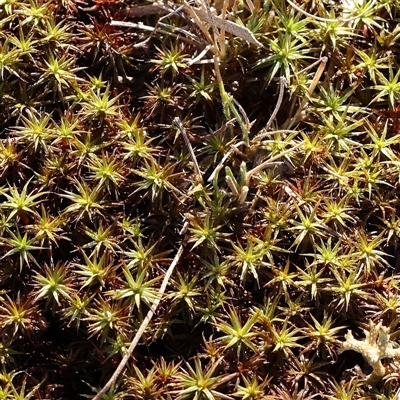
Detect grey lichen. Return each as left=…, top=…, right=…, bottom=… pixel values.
left=339, top=320, right=400, bottom=378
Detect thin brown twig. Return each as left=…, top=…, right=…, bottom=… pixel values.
left=264, top=76, right=287, bottom=131
left=173, top=117, right=204, bottom=184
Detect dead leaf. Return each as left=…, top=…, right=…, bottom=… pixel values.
left=191, top=7, right=264, bottom=47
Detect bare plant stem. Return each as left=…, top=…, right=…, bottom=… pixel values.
left=264, top=76, right=287, bottom=131
left=283, top=57, right=327, bottom=130
left=92, top=244, right=185, bottom=400
left=286, top=0, right=377, bottom=23
left=173, top=117, right=204, bottom=184
left=245, top=141, right=304, bottom=186
left=208, top=140, right=245, bottom=182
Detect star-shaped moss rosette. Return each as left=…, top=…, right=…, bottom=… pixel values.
left=339, top=320, right=400, bottom=378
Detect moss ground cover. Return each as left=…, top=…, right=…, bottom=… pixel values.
left=1, top=0, right=400, bottom=398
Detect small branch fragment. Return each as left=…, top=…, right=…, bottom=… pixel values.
left=339, top=320, right=400, bottom=378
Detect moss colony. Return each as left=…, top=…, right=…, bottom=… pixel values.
left=1, top=0, right=400, bottom=398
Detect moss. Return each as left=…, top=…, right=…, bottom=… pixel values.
left=1, top=0, right=400, bottom=399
